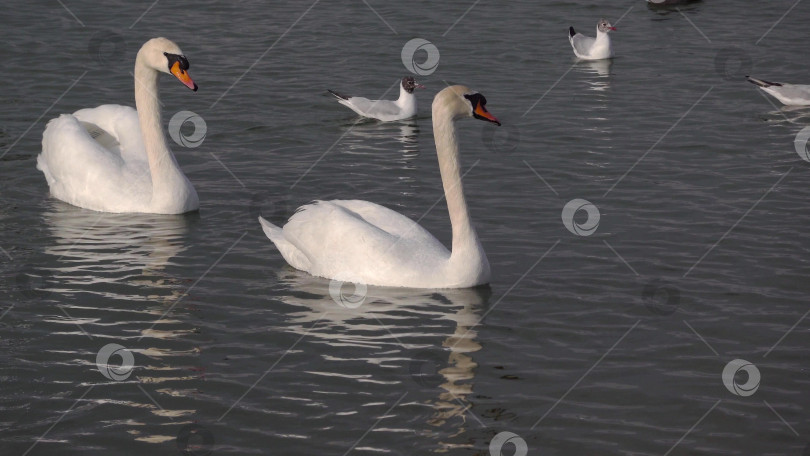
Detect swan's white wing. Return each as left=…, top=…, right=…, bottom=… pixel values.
left=277, top=200, right=449, bottom=285
left=339, top=97, right=402, bottom=119
left=72, top=105, right=146, bottom=164
left=38, top=107, right=151, bottom=212
left=570, top=33, right=596, bottom=58
left=329, top=200, right=444, bottom=246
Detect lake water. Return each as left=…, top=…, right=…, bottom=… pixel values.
left=2, top=0, right=810, bottom=455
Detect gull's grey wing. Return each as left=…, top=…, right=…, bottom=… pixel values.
left=569, top=31, right=595, bottom=57
left=748, top=77, right=810, bottom=105
left=765, top=84, right=810, bottom=104
left=341, top=97, right=401, bottom=118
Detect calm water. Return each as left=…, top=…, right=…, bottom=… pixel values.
left=2, top=1, right=810, bottom=455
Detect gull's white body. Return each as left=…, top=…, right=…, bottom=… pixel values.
left=331, top=82, right=418, bottom=122
left=747, top=76, right=810, bottom=106
left=569, top=23, right=614, bottom=60
left=37, top=38, right=198, bottom=214
left=260, top=86, right=491, bottom=288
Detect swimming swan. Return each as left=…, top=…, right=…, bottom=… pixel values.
left=259, top=85, right=501, bottom=288
left=38, top=37, right=199, bottom=214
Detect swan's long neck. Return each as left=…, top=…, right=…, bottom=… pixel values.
left=432, top=102, right=485, bottom=266
left=133, top=57, right=185, bottom=203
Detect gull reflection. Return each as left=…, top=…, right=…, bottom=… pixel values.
left=762, top=105, right=810, bottom=126
left=574, top=59, right=612, bottom=92
left=340, top=120, right=420, bottom=162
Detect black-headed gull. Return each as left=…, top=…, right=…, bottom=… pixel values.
left=747, top=76, right=810, bottom=106
left=328, top=77, right=425, bottom=122
left=569, top=18, right=616, bottom=60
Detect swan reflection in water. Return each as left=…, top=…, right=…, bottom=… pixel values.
left=43, top=200, right=196, bottom=329
left=274, top=268, right=489, bottom=452
left=42, top=201, right=205, bottom=443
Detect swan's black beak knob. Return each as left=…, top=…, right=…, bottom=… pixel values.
left=465, top=93, right=500, bottom=126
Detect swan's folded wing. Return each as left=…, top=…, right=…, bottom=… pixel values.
left=570, top=33, right=595, bottom=57
left=73, top=105, right=145, bottom=165
left=280, top=200, right=449, bottom=282
left=331, top=200, right=446, bottom=248
left=39, top=114, right=128, bottom=206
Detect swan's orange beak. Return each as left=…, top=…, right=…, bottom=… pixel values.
left=171, top=61, right=197, bottom=91
left=473, top=102, right=501, bottom=126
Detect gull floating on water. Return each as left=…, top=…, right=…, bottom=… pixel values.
left=569, top=18, right=616, bottom=60
left=328, top=76, right=425, bottom=121
left=747, top=76, right=810, bottom=106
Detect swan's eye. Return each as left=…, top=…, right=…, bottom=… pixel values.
left=165, top=53, right=191, bottom=72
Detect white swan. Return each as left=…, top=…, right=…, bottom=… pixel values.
left=259, top=85, right=501, bottom=288
left=569, top=18, right=616, bottom=60
left=747, top=76, right=810, bottom=106
left=327, top=77, right=424, bottom=121
left=37, top=37, right=199, bottom=214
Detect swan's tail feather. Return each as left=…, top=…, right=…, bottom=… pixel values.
left=746, top=76, right=782, bottom=88
left=259, top=216, right=284, bottom=241
left=327, top=89, right=350, bottom=101
left=36, top=154, right=54, bottom=186
left=258, top=216, right=312, bottom=271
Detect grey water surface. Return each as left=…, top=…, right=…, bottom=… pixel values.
left=2, top=1, right=810, bottom=455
